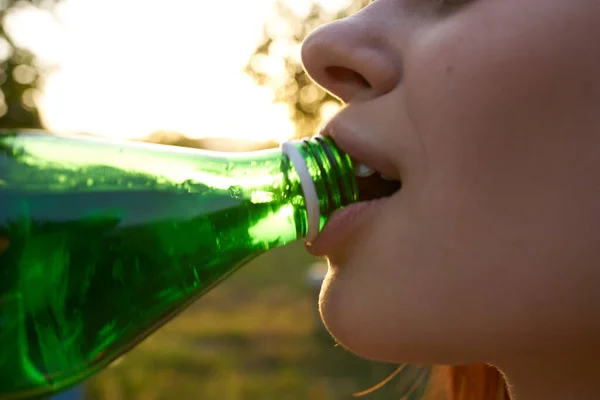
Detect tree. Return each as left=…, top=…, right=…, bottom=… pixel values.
left=0, top=0, right=61, bottom=129
left=244, top=0, right=369, bottom=138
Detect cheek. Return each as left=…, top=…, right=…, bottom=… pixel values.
left=402, top=3, right=600, bottom=244
left=404, top=0, right=600, bottom=154
left=399, top=8, right=600, bottom=342
left=318, top=204, right=466, bottom=364
left=319, top=2, right=600, bottom=364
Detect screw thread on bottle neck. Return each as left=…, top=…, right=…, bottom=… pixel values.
left=281, top=135, right=358, bottom=242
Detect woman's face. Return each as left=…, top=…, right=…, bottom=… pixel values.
left=301, top=0, right=600, bottom=366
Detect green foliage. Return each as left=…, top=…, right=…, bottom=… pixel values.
left=244, top=0, right=369, bottom=138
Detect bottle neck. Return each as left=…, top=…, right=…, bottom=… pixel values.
left=0, top=130, right=358, bottom=245
left=281, top=135, right=358, bottom=242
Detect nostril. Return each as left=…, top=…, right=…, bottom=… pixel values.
left=325, top=66, right=371, bottom=89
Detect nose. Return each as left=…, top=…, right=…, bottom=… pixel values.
left=300, top=11, right=402, bottom=104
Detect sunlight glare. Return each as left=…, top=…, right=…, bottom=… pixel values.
left=5, top=0, right=296, bottom=143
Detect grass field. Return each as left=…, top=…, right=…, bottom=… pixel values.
left=83, top=243, right=433, bottom=400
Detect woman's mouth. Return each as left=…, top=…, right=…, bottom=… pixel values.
left=353, top=162, right=402, bottom=202
left=306, top=157, right=402, bottom=256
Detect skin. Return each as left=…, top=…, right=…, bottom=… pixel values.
left=300, top=1, right=600, bottom=399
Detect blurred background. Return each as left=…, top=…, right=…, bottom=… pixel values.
left=0, top=1, right=434, bottom=398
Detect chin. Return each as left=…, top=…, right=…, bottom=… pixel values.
left=317, top=266, right=410, bottom=364
left=317, top=258, right=488, bottom=366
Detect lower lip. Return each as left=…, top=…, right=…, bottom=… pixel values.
left=307, top=197, right=390, bottom=257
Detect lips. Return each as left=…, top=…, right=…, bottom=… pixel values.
left=319, top=119, right=402, bottom=201
left=320, top=119, right=400, bottom=182
left=306, top=120, right=402, bottom=255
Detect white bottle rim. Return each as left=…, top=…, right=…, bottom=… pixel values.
left=280, top=141, right=320, bottom=243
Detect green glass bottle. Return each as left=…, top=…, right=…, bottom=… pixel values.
left=0, top=130, right=358, bottom=399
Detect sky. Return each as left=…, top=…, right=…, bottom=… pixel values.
left=3, top=0, right=352, bottom=143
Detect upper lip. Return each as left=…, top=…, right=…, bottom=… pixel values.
left=318, top=117, right=401, bottom=181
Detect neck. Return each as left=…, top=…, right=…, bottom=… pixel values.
left=498, top=350, right=600, bottom=400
